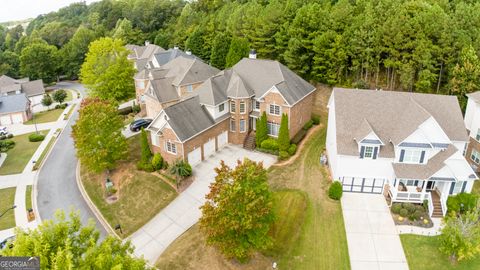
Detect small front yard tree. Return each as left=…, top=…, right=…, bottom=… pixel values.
left=41, top=93, right=53, bottom=109
left=169, top=159, right=192, bottom=189
left=256, top=112, right=268, bottom=147
left=52, top=89, right=67, bottom=104
left=0, top=211, right=148, bottom=269
left=80, top=37, right=135, bottom=102
left=72, top=98, right=128, bottom=173
left=137, top=128, right=153, bottom=171
left=278, top=113, right=290, bottom=152
left=439, top=209, right=480, bottom=263
left=199, top=159, right=275, bottom=262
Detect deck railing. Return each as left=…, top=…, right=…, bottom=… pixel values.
left=394, top=191, right=427, bottom=203
left=426, top=193, right=434, bottom=217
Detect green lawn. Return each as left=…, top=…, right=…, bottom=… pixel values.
left=0, top=130, right=48, bottom=175
left=81, top=136, right=177, bottom=237
left=32, top=136, right=56, bottom=171
left=0, top=187, right=16, bottom=230
left=24, top=109, right=63, bottom=124
left=25, top=185, right=32, bottom=211
left=401, top=235, right=480, bottom=270
left=65, top=90, right=73, bottom=101
left=473, top=181, right=480, bottom=195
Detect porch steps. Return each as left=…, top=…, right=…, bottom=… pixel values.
left=431, top=192, right=443, bottom=218
left=243, top=132, right=256, bottom=150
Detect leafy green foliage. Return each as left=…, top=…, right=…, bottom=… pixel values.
left=28, top=133, right=45, bottom=142
left=287, top=144, right=297, bottom=156
left=440, top=209, right=480, bottom=263
left=169, top=159, right=192, bottom=188
left=311, top=115, right=320, bottom=125
left=260, top=138, right=278, bottom=151
left=59, top=26, right=97, bottom=79
left=137, top=128, right=154, bottom=172
left=72, top=98, right=128, bottom=173
left=0, top=211, right=149, bottom=269
left=19, top=42, right=59, bottom=83
left=328, top=181, right=343, bottom=200
left=210, top=33, right=230, bottom=69
left=225, top=36, right=249, bottom=68
left=41, top=94, right=53, bottom=108
left=199, top=159, right=274, bottom=262
left=447, top=193, right=479, bottom=215
left=255, top=112, right=268, bottom=147
left=0, top=140, right=15, bottom=153
left=303, top=120, right=314, bottom=131
left=278, top=113, right=290, bottom=152
left=52, top=89, right=67, bottom=104
left=151, top=153, right=164, bottom=171
left=80, top=37, right=135, bottom=102
left=450, top=45, right=480, bottom=111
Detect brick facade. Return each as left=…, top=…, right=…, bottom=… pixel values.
left=145, top=95, right=164, bottom=119
left=465, top=137, right=480, bottom=173
left=228, top=98, right=252, bottom=145
left=151, top=127, right=184, bottom=165
left=183, top=118, right=229, bottom=160
left=179, top=82, right=203, bottom=97
left=289, top=91, right=315, bottom=137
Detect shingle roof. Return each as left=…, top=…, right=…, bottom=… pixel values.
left=196, top=72, right=229, bottom=106
left=332, top=88, right=469, bottom=157
left=0, top=93, right=30, bottom=114
left=153, top=48, right=198, bottom=66
left=0, top=76, right=45, bottom=97
left=163, top=56, right=219, bottom=86
left=139, top=44, right=164, bottom=60
left=21, top=80, right=45, bottom=97
left=148, top=78, right=179, bottom=103
left=163, top=96, right=216, bottom=142
left=392, top=145, right=457, bottom=179
left=0, top=75, right=18, bottom=87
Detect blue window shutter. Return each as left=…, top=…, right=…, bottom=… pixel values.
left=449, top=182, right=455, bottom=195
left=414, top=180, right=419, bottom=186
left=372, top=147, right=378, bottom=159
left=399, top=150, right=405, bottom=162
left=461, top=181, right=467, bottom=193
left=360, top=146, right=365, bottom=158
left=419, top=151, right=426, bottom=163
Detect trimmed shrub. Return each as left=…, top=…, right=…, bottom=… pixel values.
left=6, top=134, right=13, bottom=139
left=54, top=104, right=68, bottom=109
left=328, top=181, right=343, bottom=200
left=279, top=150, right=290, bottom=160
left=139, top=128, right=152, bottom=163
left=256, top=147, right=278, bottom=155
left=132, top=104, right=141, bottom=114
left=391, top=204, right=402, bottom=214
left=288, top=144, right=297, bottom=156
left=399, top=208, right=409, bottom=217
left=278, top=113, right=290, bottom=152
left=303, top=120, right=314, bottom=130
left=256, top=112, right=268, bottom=147
left=291, top=129, right=307, bottom=144
left=28, top=133, right=45, bottom=142
left=411, top=210, right=423, bottom=221
left=402, top=203, right=416, bottom=213
left=151, top=153, right=163, bottom=171
left=447, top=193, right=479, bottom=214
left=261, top=138, right=279, bottom=151
left=311, top=115, right=320, bottom=125
left=136, top=161, right=154, bottom=172
left=0, top=135, right=6, bottom=140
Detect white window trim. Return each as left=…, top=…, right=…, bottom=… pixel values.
left=254, top=100, right=260, bottom=111
left=471, top=149, right=480, bottom=164
left=186, top=85, right=193, bottom=92
left=363, top=146, right=375, bottom=159
left=239, top=101, right=246, bottom=114
left=165, top=140, right=177, bottom=155
left=268, top=104, right=281, bottom=116
left=239, top=119, right=246, bottom=133
left=230, top=119, right=236, bottom=132
left=476, top=128, right=480, bottom=142
left=230, top=101, right=236, bottom=113
left=219, top=103, right=225, bottom=112
left=401, top=149, right=423, bottom=164
left=267, top=122, right=280, bottom=137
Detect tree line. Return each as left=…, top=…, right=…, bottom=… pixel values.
left=1, top=0, right=480, bottom=102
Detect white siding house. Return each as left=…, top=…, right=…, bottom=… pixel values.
left=326, top=88, right=477, bottom=217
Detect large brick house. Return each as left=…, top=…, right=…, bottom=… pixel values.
left=147, top=53, right=316, bottom=165
left=464, top=92, right=480, bottom=173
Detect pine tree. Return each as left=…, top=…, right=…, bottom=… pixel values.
left=139, top=128, right=152, bottom=164
left=210, top=33, right=230, bottom=69
left=225, top=37, right=249, bottom=68
left=278, top=113, right=290, bottom=152
left=255, top=112, right=268, bottom=147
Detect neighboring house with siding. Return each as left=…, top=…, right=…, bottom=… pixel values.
left=0, top=93, right=32, bottom=125
left=326, top=88, right=477, bottom=217
left=0, top=75, right=45, bottom=106
left=126, top=42, right=164, bottom=71
left=147, top=53, right=316, bottom=166
left=464, top=92, right=480, bottom=173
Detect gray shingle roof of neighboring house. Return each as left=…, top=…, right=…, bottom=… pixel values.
left=153, top=48, right=198, bottom=67
left=147, top=77, right=179, bottom=103
left=466, top=91, right=480, bottom=103
left=21, top=80, right=45, bottom=97
left=139, top=44, right=164, bottom=60
left=0, top=75, right=18, bottom=87
left=126, top=44, right=142, bottom=59
left=0, top=84, right=21, bottom=93
left=196, top=71, right=230, bottom=106
left=332, top=88, right=469, bottom=158
left=0, top=93, right=30, bottom=114
left=163, top=56, right=220, bottom=86
left=0, top=76, right=45, bottom=97
left=197, top=58, right=316, bottom=106
left=135, top=58, right=149, bottom=72
left=163, top=95, right=216, bottom=142
left=392, top=145, right=457, bottom=179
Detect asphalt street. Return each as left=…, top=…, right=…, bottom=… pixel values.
left=36, top=82, right=107, bottom=236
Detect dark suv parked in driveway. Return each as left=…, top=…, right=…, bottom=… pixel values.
left=129, top=118, right=153, bottom=132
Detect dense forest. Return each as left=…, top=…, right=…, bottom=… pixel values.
left=1, top=0, right=480, bottom=105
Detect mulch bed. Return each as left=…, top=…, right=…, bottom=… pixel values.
left=392, top=213, right=434, bottom=228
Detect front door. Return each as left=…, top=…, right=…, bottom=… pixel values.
left=426, top=180, right=435, bottom=191
left=250, top=117, right=256, bottom=131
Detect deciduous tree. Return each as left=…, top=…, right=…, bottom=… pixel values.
left=52, top=89, right=67, bottom=104
left=210, top=33, right=230, bottom=69
left=199, top=159, right=274, bottom=262
left=41, top=94, right=53, bottom=109
left=225, top=37, right=249, bottom=68
left=20, top=43, right=59, bottom=83
left=72, top=98, right=128, bottom=173
left=450, top=45, right=480, bottom=110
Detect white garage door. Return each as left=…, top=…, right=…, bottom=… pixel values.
left=203, top=139, right=215, bottom=158
left=341, top=177, right=385, bottom=194
left=11, top=113, right=23, bottom=124
left=188, top=148, right=202, bottom=166
left=217, top=131, right=228, bottom=149
left=0, top=115, right=11, bottom=125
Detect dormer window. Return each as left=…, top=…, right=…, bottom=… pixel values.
left=360, top=145, right=378, bottom=159
left=186, top=85, right=193, bottom=93
left=364, top=146, right=374, bottom=158
left=399, top=149, right=425, bottom=164
left=219, top=103, right=225, bottom=112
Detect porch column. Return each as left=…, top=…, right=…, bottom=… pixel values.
left=421, top=180, right=427, bottom=200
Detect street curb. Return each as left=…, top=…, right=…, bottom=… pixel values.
left=75, top=161, right=120, bottom=239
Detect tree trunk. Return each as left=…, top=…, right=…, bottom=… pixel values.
left=437, top=62, right=443, bottom=94
left=375, top=63, right=380, bottom=89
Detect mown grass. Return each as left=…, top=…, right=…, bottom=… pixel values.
left=32, top=136, right=56, bottom=171
left=24, top=109, right=63, bottom=124
left=0, top=187, right=16, bottom=230
left=0, top=130, right=48, bottom=175
left=25, top=185, right=32, bottom=210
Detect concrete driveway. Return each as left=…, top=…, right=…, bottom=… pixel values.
left=341, top=193, right=409, bottom=270
left=129, top=145, right=276, bottom=264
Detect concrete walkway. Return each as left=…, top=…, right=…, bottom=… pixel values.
left=129, top=145, right=277, bottom=264
left=342, top=193, right=409, bottom=270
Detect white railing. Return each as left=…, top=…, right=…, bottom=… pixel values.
left=426, top=193, right=434, bottom=217
left=394, top=191, right=426, bottom=203
left=440, top=190, right=448, bottom=216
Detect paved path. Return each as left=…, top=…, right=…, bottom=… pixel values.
left=341, top=193, right=409, bottom=270
left=36, top=82, right=107, bottom=236
left=8, top=122, right=57, bottom=136
left=129, top=145, right=277, bottom=264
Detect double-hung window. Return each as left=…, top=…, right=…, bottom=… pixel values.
left=239, top=101, right=246, bottom=114
left=219, top=103, right=225, bottom=112
left=165, top=141, right=177, bottom=154
left=254, top=100, right=260, bottom=111
left=267, top=122, right=280, bottom=137
left=453, top=181, right=465, bottom=194
left=471, top=149, right=480, bottom=164
left=230, top=101, right=236, bottom=113
left=230, top=119, right=236, bottom=132
left=364, top=146, right=374, bottom=158
left=402, top=149, right=422, bottom=163
left=269, top=104, right=281, bottom=116
left=240, top=119, right=246, bottom=132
